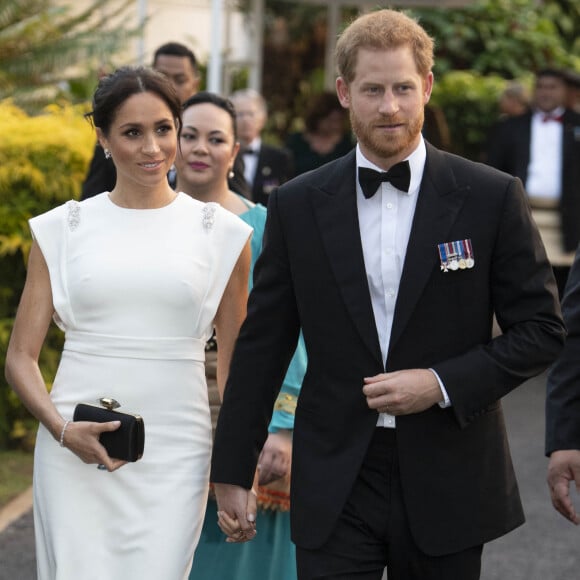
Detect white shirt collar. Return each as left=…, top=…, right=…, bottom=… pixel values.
left=244, top=138, right=262, bottom=153
left=533, top=106, right=565, bottom=120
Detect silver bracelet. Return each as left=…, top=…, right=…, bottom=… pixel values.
left=59, top=420, right=71, bottom=448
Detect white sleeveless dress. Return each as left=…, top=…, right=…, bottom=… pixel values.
left=29, top=192, right=251, bottom=580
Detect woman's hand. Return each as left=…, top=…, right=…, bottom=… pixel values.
left=215, top=484, right=257, bottom=543
left=62, top=420, right=127, bottom=472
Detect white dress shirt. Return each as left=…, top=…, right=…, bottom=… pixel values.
left=242, top=138, right=261, bottom=187
left=356, top=137, right=449, bottom=428
left=526, top=108, right=564, bottom=200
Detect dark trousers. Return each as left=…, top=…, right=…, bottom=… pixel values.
left=296, top=429, right=483, bottom=580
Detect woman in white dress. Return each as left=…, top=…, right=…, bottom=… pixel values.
left=5, top=66, right=253, bottom=579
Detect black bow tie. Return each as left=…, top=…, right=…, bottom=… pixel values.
left=242, top=148, right=257, bottom=155
left=358, top=161, right=411, bottom=198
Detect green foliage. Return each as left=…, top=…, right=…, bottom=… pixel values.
left=429, top=71, right=528, bottom=160
left=0, top=100, right=94, bottom=449
left=412, top=0, right=579, bottom=78
left=0, top=0, right=138, bottom=111
left=239, top=0, right=578, bottom=147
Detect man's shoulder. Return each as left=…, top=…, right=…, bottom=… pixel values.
left=489, top=113, right=531, bottom=138
left=564, top=108, right=580, bottom=125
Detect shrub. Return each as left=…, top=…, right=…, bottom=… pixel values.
left=430, top=71, right=532, bottom=161
left=0, top=100, right=95, bottom=449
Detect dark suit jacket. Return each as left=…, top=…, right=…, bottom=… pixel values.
left=546, top=245, right=580, bottom=455
left=248, top=144, right=294, bottom=206
left=211, top=144, right=564, bottom=556
left=485, top=109, right=580, bottom=252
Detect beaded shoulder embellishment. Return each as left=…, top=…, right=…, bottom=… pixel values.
left=202, top=202, right=218, bottom=231
left=67, top=200, right=81, bottom=232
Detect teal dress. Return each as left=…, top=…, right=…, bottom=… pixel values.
left=189, top=200, right=306, bottom=580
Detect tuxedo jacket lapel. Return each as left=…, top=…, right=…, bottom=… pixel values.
left=389, top=144, right=470, bottom=354
left=306, top=145, right=472, bottom=366
left=309, top=151, right=383, bottom=366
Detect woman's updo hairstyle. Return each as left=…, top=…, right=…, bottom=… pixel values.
left=86, top=66, right=182, bottom=136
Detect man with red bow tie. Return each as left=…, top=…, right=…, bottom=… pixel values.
left=486, top=68, right=580, bottom=296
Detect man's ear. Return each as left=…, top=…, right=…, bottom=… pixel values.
left=423, top=72, right=434, bottom=105
left=336, top=77, right=350, bottom=109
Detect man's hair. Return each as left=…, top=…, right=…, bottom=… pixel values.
left=563, top=69, right=580, bottom=89
left=304, top=91, right=347, bottom=133
left=153, top=42, right=198, bottom=74
left=229, top=88, right=267, bottom=115
left=535, top=68, right=566, bottom=82
left=335, top=9, right=434, bottom=84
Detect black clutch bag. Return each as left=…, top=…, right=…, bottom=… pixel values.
left=73, top=398, right=145, bottom=462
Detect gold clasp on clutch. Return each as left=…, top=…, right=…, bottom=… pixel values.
left=100, top=397, right=121, bottom=410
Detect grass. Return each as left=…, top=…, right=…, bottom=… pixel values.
left=0, top=449, right=34, bottom=509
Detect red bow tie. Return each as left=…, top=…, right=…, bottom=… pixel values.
left=542, top=113, right=563, bottom=123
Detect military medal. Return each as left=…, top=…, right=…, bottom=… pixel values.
left=447, top=241, right=459, bottom=270
left=462, top=239, right=475, bottom=268
left=438, top=239, right=475, bottom=272
left=437, top=243, right=449, bottom=272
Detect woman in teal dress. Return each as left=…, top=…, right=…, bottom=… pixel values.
left=174, top=91, right=306, bottom=580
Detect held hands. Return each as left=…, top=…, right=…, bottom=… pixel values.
left=215, top=483, right=257, bottom=543
left=363, top=369, right=443, bottom=416
left=215, top=433, right=291, bottom=543
left=547, top=450, right=580, bottom=525
left=60, top=420, right=127, bottom=472
left=257, top=431, right=292, bottom=485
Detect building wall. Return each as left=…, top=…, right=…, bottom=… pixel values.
left=59, top=0, right=252, bottom=71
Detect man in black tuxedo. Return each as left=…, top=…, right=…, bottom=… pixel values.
left=230, top=89, right=294, bottom=206
left=211, top=10, right=565, bottom=580
left=546, top=246, right=580, bottom=526
left=486, top=68, right=580, bottom=296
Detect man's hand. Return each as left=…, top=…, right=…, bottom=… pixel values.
left=214, top=483, right=257, bottom=542
left=363, top=369, right=443, bottom=415
left=547, top=449, right=580, bottom=525
left=257, top=431, right=292, bottom=485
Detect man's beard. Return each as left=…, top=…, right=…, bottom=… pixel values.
left=349, top=108, right=424, bottom=160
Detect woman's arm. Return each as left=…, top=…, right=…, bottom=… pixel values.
left=5, top=241, right=125, bottom=471
left=214, top=239, right=251, bottom=400
left=5, top=241, right=64, bottom=440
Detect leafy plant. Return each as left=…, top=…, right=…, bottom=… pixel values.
left=412, top=0, right=579, bottom=78
left=0, top=0, right=138, bottom=111
left=0, top=100, right=94, bottom=449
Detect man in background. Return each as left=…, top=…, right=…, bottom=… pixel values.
left=81, top=42, right=200, bottom=199
left=486, top=68, right=580, bottom=296
left=230, top=89, right=294, bottom=206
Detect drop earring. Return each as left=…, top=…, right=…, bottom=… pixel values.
left=228, top=169, right=235, bottom=179
left=104, top=149, right=111, bottom=159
